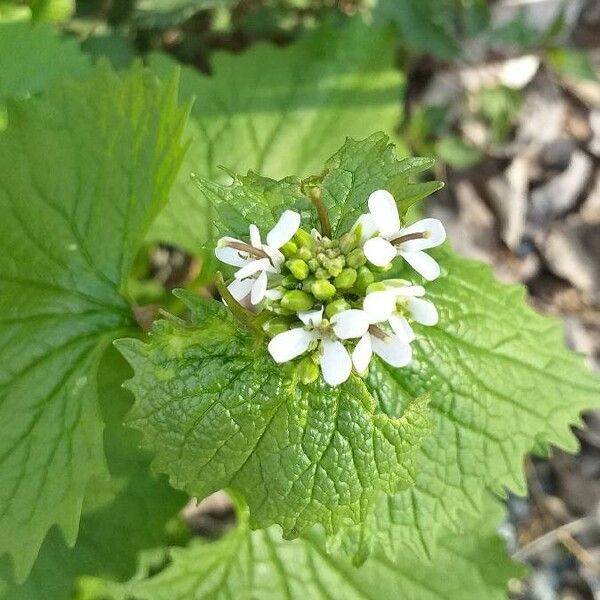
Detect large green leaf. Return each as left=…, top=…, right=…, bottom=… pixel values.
left=99, top=494, right=523, bottom=600
left=147, top=19, right=405, bottom=254
left=115, top=291, right=431, bottom=539
left=0, top=349, right=187, bottom=600
left=0, top=21, right=89, bottom=101
left=357, top=247, right=600, bottom=560
left=0, top=63, right=187, bottom=580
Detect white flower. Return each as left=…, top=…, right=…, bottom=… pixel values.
left=267, top=307, right=370, bottom=386
left=352, top=282, right=438, bottom=375
left=355, top=189, right=446, bottom=281
left=215, top=210, right=301, bottom=306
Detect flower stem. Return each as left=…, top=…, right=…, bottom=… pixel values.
left=304, top=182, right=331, bottom=238
left=215, top=271, right=263, bottom=335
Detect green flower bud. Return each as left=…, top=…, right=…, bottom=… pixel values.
left=297, top=246, right=312, bottom=261
left=339, top=231, right=358, bottom=254
left=346, top=248, right=367, bottom=269
left=312, top=280, right=336, bottom=301
left=273, top=306, right=295, bottom=316
left=325, top=298, right=351, bottom=319
left=334, top=268, right=357, bottom=290
left=281, top=290, right=314, bottom=312
left=281, top=275, right=299, bottom=289
left=316, top=252, right=327, bottom=265
left=293, top=228, right=314, bottom=248
left=302, top=276, right=316, bottom=292
left=321, top=237, right=333, bottom=249
left=366, top=281, right=387, bottom=293
left=325, top=248, right=339, bottom=259
left=296, top=356, right=319, bottom=385
left=281, top=241, right=298, bottom=258
left=308, top=258, right=319, bottom=272
left=314, top=267, right=329, bottom=280
left=262, top=316, right=292, bottom=337
left=325, top=256, right=345, bottom=277
left=286, top=258, right=310, bottom=281
left=355, top=266, right=375, bottom=294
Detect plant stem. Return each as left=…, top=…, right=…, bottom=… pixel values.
left=308, top=185, right=331, bottom=238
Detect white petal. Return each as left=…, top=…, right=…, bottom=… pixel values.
left=363, top=237, right=396, bottom=267
left=320, top=339, right=352, bottom=386
left=372, top=335, right=412, bottom=367
left=251, top=271, right=268, bottom=305
left=392, top=284, right=425, bottom=298
left=407, top=297, right=439, bottom=326
left=249, top=224, right=262, bottom=248
left=234, top=258, right=272, bottom=280
left=331, top=309, right=370, bottom=340
left=298, top=307, right=323, bottom=327
left=311, top=228, right=322, bottom=241
left=262, top=245, right=285, bottom=269
left=389, top=314, right=415, bottom=343
left=227, top=278, right=253, bottom=302
left=264, top=288, right=283, bottom=301
left=400, top=250, right=441, bottom=281
left=352, top=334, right=373, bottom=375
left=396, top=218, right=446, bottom=251
left=268, top=328, right=314, bottom=363
left=215, top=246, right=250, bottom=268
left=363, top=290, right=396, bottom=324
left=353, top=213, right=377, bottom=243
left=266, top=210, right=301, bottom=249
left=368, top=189, right=400, bottom=237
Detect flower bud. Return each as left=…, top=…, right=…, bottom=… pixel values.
left=355, top=266, right=375, bottom=294
left=346, top=248, right=367, bottom=269
left=314, top=267, right=329, bottom=280
left=321, top=237, right=333, bottom=249
left=297, top=247, right=312, bottom=261
left=325, top=298, right=351, bottom=319
left=334, top=268, right=357, bottom=290
left=262, top=316, right=292, bottom=337
left=339, top=231, right=357, bottom=254
left=296, top=356, right=319, bottom=384
left=286, top=259, right=310, bottom=281
left=281, top=290, right=314, bottom=312
left=281, top=241, right=298, bottom=258
left=316, top=252, right=327, bottom=265
left=293, top=228, right=314, bottom=248
left=325, top=256, right=345, bottom=277
left=308, top=258, right=319, bottom=272
left=325, top=248, right=339, bottom=259
left=312, top=280, right=336, bottom=301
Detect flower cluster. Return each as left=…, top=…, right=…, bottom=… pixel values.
left=215, top=189, right=445, bottom=386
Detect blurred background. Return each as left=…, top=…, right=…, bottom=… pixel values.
left=4, top=0, right=600, bottom=597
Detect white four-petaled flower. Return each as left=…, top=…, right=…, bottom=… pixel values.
left=215, top=210, right=301, bottom=306
left=355, top=189, right=446, bottom=280
left=267, top=307, right=370, bottom=386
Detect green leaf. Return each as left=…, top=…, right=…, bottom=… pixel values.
left=319, top=133, right=441, bottom=236
left=0, top=63, right=187, bottom=579
left=357, top=247, right=600, bottom=560
left=135, top=0, right=235, bottom=29
left=99, top=494, right=523, bottom=600
left=147, top=19, right=406, bottom=253
left=29, top=0, right=74, bottom=22
left=546, top=48, right=599, bottom=82
left=435, top=135, right=482, bottom=169
left=375, top=0, right=461, bottom=59
left=0, top=21, right=89, bottom=101
left=0, top=349, right=187, bottom=600
left=115, top=290, right=431, bottom=539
